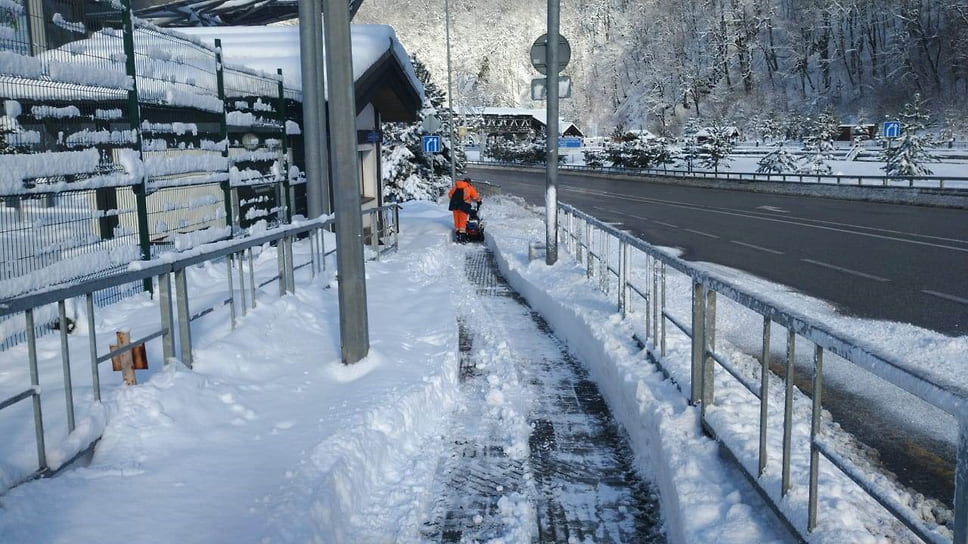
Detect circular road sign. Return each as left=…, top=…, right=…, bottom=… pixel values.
left=530, top=33, right=571, bottom=75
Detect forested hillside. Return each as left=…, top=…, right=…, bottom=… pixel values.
left=355, top=0, right=968, bottom=138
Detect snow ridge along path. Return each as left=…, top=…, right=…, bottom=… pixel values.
left=421, top=247, right=665, bottom=543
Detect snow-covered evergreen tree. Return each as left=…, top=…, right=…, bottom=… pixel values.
left=798, top=111, right=839, bottom=175
left=880, top=93, right=938, bottom=177
left=381, top=55, right=463, bottom=202
left=757, top=141, right=799, bottom=174
left=699, top=121, right=735, bottom=175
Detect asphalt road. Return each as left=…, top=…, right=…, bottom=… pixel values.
left=469, top=166, right=968, bottom=336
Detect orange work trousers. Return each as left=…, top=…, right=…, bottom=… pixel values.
left=452, top=210, right=469, bottom=231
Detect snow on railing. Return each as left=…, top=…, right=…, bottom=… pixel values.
left=557, top=202, right=966, bottom=544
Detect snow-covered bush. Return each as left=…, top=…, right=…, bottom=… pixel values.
left=486, top=139, right=554, bottom=164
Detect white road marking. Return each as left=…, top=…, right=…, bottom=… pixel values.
left=684, top=228, right=719, bottom=239
left=731, top=240, right=785, bottom=255
left=801, top=258, right=891, bottom=282
left=756, top=205, right=790, bottom=213
left=922, top=290, right=968, bottom=305
left=653, top=220, right=678, bottom=229
left=559, top=187, right=968, bottom=253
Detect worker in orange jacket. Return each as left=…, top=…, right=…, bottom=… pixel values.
left=448, top=177, right=482, bottom=243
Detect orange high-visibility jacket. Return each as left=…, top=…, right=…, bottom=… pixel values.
left=448, top=179, right=481, bottom=208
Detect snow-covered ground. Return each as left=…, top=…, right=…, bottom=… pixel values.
left=0, top=196, right=962, bottom=543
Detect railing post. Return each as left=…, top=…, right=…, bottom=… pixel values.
left=393, top=205, right=401, bottom=251
left=660, top=262, right=666, bottom=357
left=955, top=415, right=968, bottom=544
left=237, top=252, right=247, bottom=315
left=601, top=232, right=609, bottom=294
left=702, top=289, right=716, bottom=408
left=690, top=282, right=705, bottom=405
left=808, top=344, right=824, bottom=532
left=575, top=216, right=583, bottom=263
left=371, top=212, right=381, bottom=260
left=619, top=241, right=630, bottom=316
left=158, top=272, right=175, bottom=366
left=226, top=255, right=237, bottom=329
left=285, top=236, right=296, bottom=294
left=25, top=309, right=47, bottom=471
left=86, top=293, right=101, bottom=401
left=759, top=316, right=771, bottom=476
left=321, top=229, right=327, bottom=271
left=174, top=267, right=193, bottom=369
left=586, top=222, right=593, bottom=278
left=248, top=248, right=257, bottom=308
left=277, top=239, right=287, bottom=295
left=782, top=328, right=796, bottom=496
left=57, top=300, right=75, bottom=432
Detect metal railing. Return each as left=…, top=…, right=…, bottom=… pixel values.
left=556, top=202, right=966, bottom=543
left=0, top=204, right=400, bottom=489
left=469, top=160, right=968, bottom=191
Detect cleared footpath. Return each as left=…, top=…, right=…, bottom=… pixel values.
left=420, top=248, right=665, bottom=543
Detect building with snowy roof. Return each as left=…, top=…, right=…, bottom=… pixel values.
left=460, top=107, right=582, bottom=147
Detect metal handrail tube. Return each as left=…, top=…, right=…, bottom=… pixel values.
left=814, top=437, right=949, bottom=544
left=559, top=203, right=968, bottom=419
left=709, top=349, right=761, bottom=399
left=662, top=310, right=691, bottom=337
left=94, top=330, right=168, bottom=364
left=0, top=389, right=36, bottom=412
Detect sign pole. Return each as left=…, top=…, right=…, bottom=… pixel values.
left=445, top=0, right=457, bottom=183
left=545, top=0, right=560, bottom=265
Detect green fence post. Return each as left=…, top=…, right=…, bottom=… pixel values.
left=121, top=0, right=152, bottom=294
left=214, top=39, right=234, bottom=237
left=278, top=68, right=292, bottom=224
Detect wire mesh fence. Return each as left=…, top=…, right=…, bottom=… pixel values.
left=0, top=1, right=304, bottom=352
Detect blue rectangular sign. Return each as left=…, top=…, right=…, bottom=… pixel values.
left=559, top=137, right=582, bottom=148
left=423, top=135, right=442, bottom=153
left=883, top=121, right=901, bottom=139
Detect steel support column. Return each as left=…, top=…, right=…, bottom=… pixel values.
left=324, top=0, right=369, bottom=364
left=544, top=0, right=560, bottom=265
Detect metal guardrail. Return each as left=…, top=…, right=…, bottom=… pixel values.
left=469, top=160, right=968, bottom=191
left=0, top=204, right=400, bottom=488
left=555, top=202, right=967, bottom=543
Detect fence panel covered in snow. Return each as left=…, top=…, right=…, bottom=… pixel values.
left=0, top=0, right=305, bottom=350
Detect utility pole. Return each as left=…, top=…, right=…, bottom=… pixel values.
left=545, top=0, right=560, bottom=265
left=445, top=0, right=457, bottom=182
left=297, top=0, right=329, bottom=218
left=323, top=0, right=369, bottom=364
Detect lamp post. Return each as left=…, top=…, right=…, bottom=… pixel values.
left=445, top=0, right=457, bottom=182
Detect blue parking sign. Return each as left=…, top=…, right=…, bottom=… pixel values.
left=883, top=121, right=901, bottom=139
left=423, top=135, right=442, bottom=153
